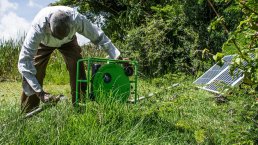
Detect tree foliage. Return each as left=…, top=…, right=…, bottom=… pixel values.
left=55, top=0, right=256, bottom=82
left=210, top=0, right=258, bottom=86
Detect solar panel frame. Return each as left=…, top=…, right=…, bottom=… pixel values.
left=193, top=55, right=245, bottom=94
left=204, top=67, right=244, bottom=93
left=193, top=55, right=234, bottom=85
left=194, top=50, right=256, bottom=94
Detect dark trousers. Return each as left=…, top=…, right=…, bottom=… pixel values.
left=21, top=36, right=86, bottom=113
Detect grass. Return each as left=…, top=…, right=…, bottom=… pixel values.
left=0, top=39, right=22, bottom=81
left=0, top=39, right=104, bottom=83
left=0, top=40, right=257, bottom=144
left=0, top=74, right=257, bottom=144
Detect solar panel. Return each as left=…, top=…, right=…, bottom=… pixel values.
left=193, top=55, right=233, bottom=85
left=193, top=55, right=247, bottom=94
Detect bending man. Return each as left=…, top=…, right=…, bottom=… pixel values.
left=18, top=6, right=121, bottom=113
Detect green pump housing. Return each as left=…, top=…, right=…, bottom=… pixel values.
left=75, top=57, right=138, bottom=106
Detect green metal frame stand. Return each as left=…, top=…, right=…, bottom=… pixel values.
left=75, top=57, right=138, bottom=106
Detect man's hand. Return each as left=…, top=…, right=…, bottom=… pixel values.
left=36, top=91, right=55, bottom=103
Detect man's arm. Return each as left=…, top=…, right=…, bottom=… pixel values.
left=73, top=11, right=121, bottom=59
left=18, top=26, right=44, bottom=96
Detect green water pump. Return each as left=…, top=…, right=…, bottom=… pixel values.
left=75, top=57, right=138, bottom=106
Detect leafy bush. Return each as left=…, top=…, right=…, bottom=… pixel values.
left=55, top=0, right=244, bottom=77
left=119, top=16, right=198, bottom=76
left=211, top=0, right=258, bottom=87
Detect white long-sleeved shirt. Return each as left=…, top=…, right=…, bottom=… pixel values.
left=18, top=6, right=120, bottom=96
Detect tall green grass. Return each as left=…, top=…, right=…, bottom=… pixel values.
left=0, top=75, right=257, bottom=144
left=46, top=44, right=106, bottom=85
left=0, top=39, right=105, bottom=83
left=0, top=40, right=257, bottom=144
left=0, top=39, right=22, bottom=81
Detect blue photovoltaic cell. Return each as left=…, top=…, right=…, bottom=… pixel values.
left=193, top=55, right=246, bottom=93
left=194, top=65, right=227, bottom=85
left=204, top=68, right=243, bottom=92
left=194, top=54, right=255, bottom=93
left=193, top=56, right=233, bottom=85
left=222, top=55, right=234, bottom=63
